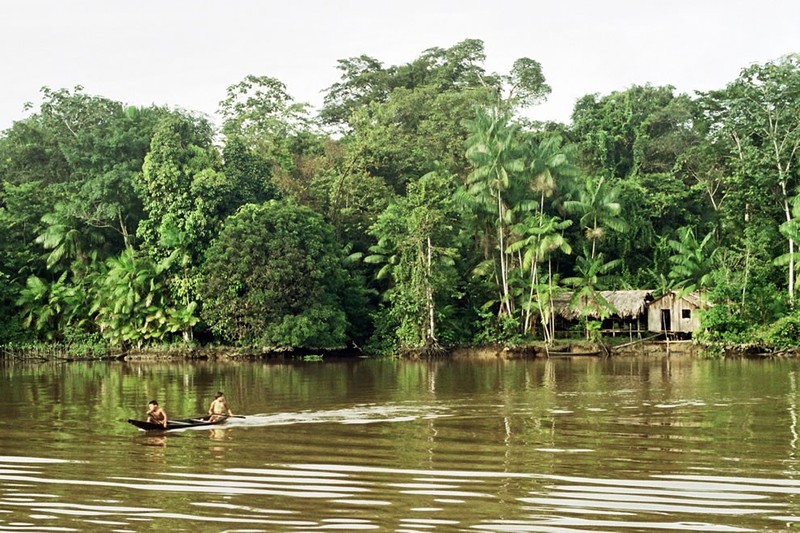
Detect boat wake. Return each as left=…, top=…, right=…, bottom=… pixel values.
left=228, top=403, right=451, bottom=428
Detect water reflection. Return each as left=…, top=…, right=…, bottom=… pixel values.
left=136, top=435, right=167, bottom=448
left=2, top=357, right=800, bottom=531
left=132, top=428, right=234, bottom=450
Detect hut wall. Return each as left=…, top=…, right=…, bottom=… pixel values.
left=647, top=292, right=701, bottom=333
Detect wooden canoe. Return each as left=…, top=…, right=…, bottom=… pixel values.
left=545, top=350, right=603, bottom=357
left=127, top=415, right=228, bottom=431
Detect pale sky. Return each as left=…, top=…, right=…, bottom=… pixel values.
left=1, top=0, right=798, bottom=131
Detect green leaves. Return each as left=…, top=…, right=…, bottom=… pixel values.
left=91, top=249, right=198, bottom=348
left=667, top=226, right=717, bottom=294
left=563, top=176, right=626, bottom=258
left=16, top=272, right=87, bottom=341
left=464, top=109, right=526, bottom=317
left=366, top=169, right=463, bottom=348
left=701, top=54, right=800, bottom=299
left=5, top=48, right=800, bottom=350
left=219, top=75, right=312, bottom=172
left=199, top=201, right=353, bottom=348
left=508, top=214, right=572, bottom=269
left=562, top=251, right=622, bottom=338
left=505, top=57, right=551, bottom=110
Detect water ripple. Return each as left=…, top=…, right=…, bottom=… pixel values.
left=2, top=456, right=800, bottom=531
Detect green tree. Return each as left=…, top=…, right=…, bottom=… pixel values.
left=321, top=39, right=492, bottom=129
left=568, top=85, right=705, bottom=282
left=90, top=248, right=198, bottom=349
left=563, top=251, right=622, bottom=339
left=29, top=88, right=165, bottom=249
left=199, top=201, right=353, bottom=348
left=0, top=88, right=164, bottom=271
left=508, top=213, right=572, bottom=342
left=35, top=204, right=104, bottom=272
left=495, top=57, right=551, bottom=112
left=366, top=169, right=462, bottom=349
left=319, top=39, right=550, bottom=196
left=1, top=89, right=168, bottom=341
left=134, top=112, right=224, bottom=316
left=219, top=75, right=312, bottom=172
left=507, top=134, right=577, bottom=339
left=464, top=109, right=525, bottom=317
left=219, top=136, right=281, bottom=210
left=563, top=176, right=626, bottom=258
left=571, top=84, right=678, bottom=179
left=701, top=55, right=800, bottom=300
left=0, top=181, right=49, bottom=339
left=320, top=54, right=392, bottom=128
left=16, top=273, right=85, bottom=341
left=667, top=226, right=717, bottom=293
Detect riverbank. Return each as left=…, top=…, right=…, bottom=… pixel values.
left=448, top=339, right=800, bottom=359
left=0, top=343, right=364, bottom=363
left=2, top=339, right=796, bottom=362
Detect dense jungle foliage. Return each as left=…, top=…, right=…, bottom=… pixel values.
left=2, top=40, right=800, bottom=354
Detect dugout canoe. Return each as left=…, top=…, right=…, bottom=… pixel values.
left=127, top=415, right=229, bottom=431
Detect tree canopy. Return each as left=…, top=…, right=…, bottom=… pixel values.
left=2, top=44, right=800, bottom=353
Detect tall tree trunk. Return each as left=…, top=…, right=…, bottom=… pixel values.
left=497, top=192, right=512, bottom=316
left=782, top=185, right=795, bottom=301
left=119, top=210, right=132, bottom=250
left=525, top=259, right=539, bottom=335
left=425, top=236, right=436, bottom=343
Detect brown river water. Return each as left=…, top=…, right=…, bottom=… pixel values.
left=1, top=355, right=800, bottom=532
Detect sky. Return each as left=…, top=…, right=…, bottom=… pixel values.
left=1, top=0, right=799, bottom=131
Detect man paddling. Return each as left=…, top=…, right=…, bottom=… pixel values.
left=146, top=400, right=168, bottom=428
left=207, top=391, right=233, bottom=422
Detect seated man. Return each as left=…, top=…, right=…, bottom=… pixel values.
left=208, top=391, right=233, bottom=422
left=146, top=400, right=168, bottom=428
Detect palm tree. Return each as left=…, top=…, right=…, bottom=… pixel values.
left=16, top=272, right=85, bottom=341
left=525, top=134, right=578, bottom=212
left=508, top=213, right=572, bottom=342
left=36, top=204, right=104, bottom=271
left=563, top=177, right=626, bottom=258
left=517, top=134, right=578, bottom=339
left=464, top=109, right=525, bottom=317
left=91, top=248, right=197, bottom=349
left=563, top=251, right=621, bottom=339
left=668, top=226, right=716, bottom=294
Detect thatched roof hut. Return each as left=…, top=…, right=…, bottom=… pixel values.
left=552, top=290, right=654, bottom=320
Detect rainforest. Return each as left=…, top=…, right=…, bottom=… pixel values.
left=1, top=40, right=799, bottom=356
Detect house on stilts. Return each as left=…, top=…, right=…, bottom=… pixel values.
left=552, top=289, right=706, bottom=339
left=646, top=290, right=704, bottom=336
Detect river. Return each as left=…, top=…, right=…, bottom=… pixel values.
left=1, top=355, right=799, bottom=532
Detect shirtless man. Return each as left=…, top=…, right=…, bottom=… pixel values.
left=146, top=400, right=168, bottom=428
left=207, top=391, right=233, bottom=422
